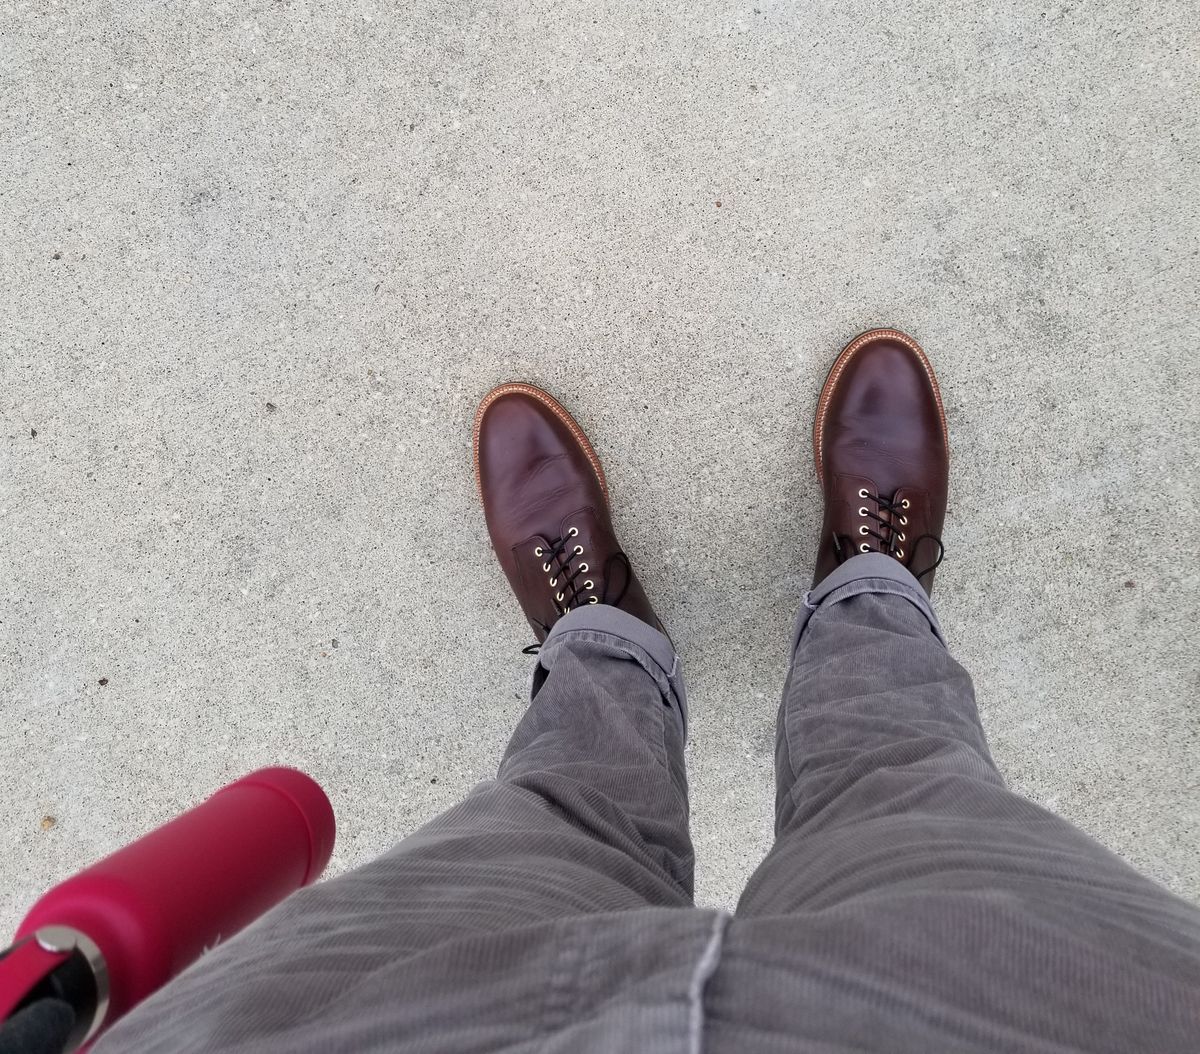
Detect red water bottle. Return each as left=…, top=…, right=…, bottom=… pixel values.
left=0, top=767, right=335, bottom=1052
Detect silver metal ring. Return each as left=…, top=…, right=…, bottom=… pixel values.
left=35, top=925, right=110, bottom=1052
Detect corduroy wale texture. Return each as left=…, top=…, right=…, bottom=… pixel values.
left=100, top=556, right=1200, bottom=1053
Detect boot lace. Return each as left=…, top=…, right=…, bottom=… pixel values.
left=521, top=527, right=632, bottom=654
left=832, top=488, right=945, bottom=583
left=536, top=526, right=597, bottom=613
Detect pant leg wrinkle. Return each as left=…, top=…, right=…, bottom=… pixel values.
left=721, top=555, right=1200, bottom=1054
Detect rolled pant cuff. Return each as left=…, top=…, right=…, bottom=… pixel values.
left=791, top=553, right=946, bottom=654
left=539, top=604, right=688, bottom=736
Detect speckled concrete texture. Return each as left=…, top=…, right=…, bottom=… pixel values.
left=3, top=0, right=1198, bottom=933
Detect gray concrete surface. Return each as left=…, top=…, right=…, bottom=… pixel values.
left=2, top=0, right=1198, bottom=937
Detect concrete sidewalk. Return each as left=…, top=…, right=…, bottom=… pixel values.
left=2, top=0, right=1197, bottom=937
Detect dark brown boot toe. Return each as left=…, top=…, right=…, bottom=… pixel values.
left=812, top=329, right=950, bottom=594
left=474, top=383, right=661, bottom=642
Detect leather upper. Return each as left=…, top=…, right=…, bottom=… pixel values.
left=475, top=385, right=659, bottom=641
left=813, top=331, right=949, bottom=594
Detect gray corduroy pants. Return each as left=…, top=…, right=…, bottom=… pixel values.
left=99, top=554, right=1200, bottom=1052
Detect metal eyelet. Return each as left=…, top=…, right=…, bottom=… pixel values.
left=549, top=577, right=558, bottom=587
left=568, top=526, right=579, bottom=537
left=896, top=549, right=905, bottom=559
left=573, top=545, right=583, bottom=555
left=859, top=525, right=869, bottom=535
left=555, top=592, right=565, bottom=602
left=859, top=543, right=870, bottom=553
left=584, top=580, right=594, bottom=590
left=858, top=507, right=868, bottom=517
left=588, top=596, right=599, bottom=604
left=858, top=488, right=869, bottom=499
left=542, top=562, right=551, bottom=573
left=578, top=563, right=589, bottom=572
left=900, top=516, right=908, bottom=526
left=534, top=546, right=544, bottom=557
left=898, top=533, right=906, bottom=542
left=901, top=499, right=911, bottom=509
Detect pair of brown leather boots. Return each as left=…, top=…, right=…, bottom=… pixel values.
left=473, top=329, right=949, bottom=644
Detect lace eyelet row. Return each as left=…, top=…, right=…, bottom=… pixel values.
left=856, top=490, right=912, bottom=562
left=535, top=527, right=598, bottom=608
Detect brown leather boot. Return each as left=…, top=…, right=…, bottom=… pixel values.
left=473, top=382, right=663, bottom=643
left=812, top=329, right=949, bottom=595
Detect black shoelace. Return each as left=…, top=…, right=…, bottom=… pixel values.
left=522, top=531, right=632, bottom=655
left=832, top=488, right=945, bottom=583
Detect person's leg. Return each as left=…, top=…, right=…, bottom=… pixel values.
left=97, top=384, right=700, bottom=1051
left=386, top=601, right=693, bottom=937
left=739, top=552, right=1000, bottom=917
left=311, top=379, right=696, bottom=933
left=329, top=602, right=693, bottom=950
left=97, top=605, right=695, bottom=1053
left=741, top=551, right=1198, bottom=921
left=710, top=331, right=1200, bottom=1051
left=716, top=555, right=1200, bottom=1051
